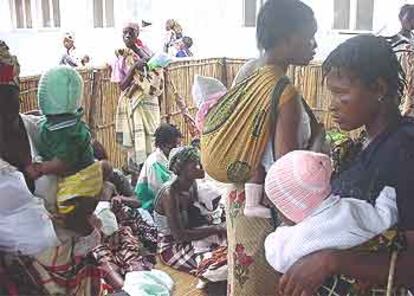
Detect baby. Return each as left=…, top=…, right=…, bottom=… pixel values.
left=26, top=66, right=105, bottom=235
left=264, top=150, right=397, bottom=273
left=192, top=75, right=271, bottom=218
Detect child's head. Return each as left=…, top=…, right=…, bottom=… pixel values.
left=192, top=75, right=227, bottom=131
left=155, top=123, right=182, bottom=158
left=182, top=36, right=193, bottom=49
left=264, top=150, right=332, bottom=224
left=38, top=66, right=83, bottom=115
left=192, top=75, right=227, bottom=109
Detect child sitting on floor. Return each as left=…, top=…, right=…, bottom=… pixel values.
left=25, top=66, right=105, bottom=235
left=264, top=150, right=398, bottom=273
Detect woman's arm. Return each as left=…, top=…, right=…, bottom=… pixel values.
left=119, top=60, right=146, bottom=91
left=26, top=158, right=71, bottom=179
left=278, top=232, right=414, bottom=296
left=162, top=190, right=224, bottom=243
left=274, top=95, right=303, bottom=158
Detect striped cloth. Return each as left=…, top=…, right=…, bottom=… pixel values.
left=157, top=232, right=198, bottom=274
left=0, top=245, right=106, bottom=295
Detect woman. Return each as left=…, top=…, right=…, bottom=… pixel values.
left=135, top=123, right=182, bottom=211
left=154, top=146, right=226, bottom=273
left=278, top=35, right=414, bottom=295
left=0, top=43, right=107, bottom=295
left=223, top=0, right=320, bottom=295
left=111, top=23, right=163, bottom=173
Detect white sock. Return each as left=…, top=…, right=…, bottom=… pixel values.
left=244, top=183, right=271, bottom=218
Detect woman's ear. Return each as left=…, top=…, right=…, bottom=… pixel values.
left=373, top=77, right=389, bottom=100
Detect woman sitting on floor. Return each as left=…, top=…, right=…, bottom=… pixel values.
left=154, top=146, right=227, bottom=275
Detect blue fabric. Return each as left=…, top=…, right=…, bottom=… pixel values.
left=332, top=117, right=414, bottom=230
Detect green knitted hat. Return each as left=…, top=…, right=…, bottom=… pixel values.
left=37, top=66, right=83, bottom=115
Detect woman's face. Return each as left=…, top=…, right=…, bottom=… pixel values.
left=327, top=69, right=381, bottom=131
left=123, top=27, right=138, bottom=48
left=63, top=38, right=74, bottom=50
left=161, top=137, right=182, bottom=158
left=284, top=19, right=318, bottom=66
left=182, top=160, right=205, bottom=180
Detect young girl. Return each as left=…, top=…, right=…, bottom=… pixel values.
left=26, top=66, right=104, bottom=235
left=264, top=150, right=397, bottom=273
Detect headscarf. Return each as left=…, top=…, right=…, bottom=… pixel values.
left=168, top=146, right=200, bottom=175
left=38, top=65, right=84, bottom=115
left=0, top=40, right=20, bottom=88
left=124, top=22, right=140, bottom=33
left=63, top=32, right=74, bottom=42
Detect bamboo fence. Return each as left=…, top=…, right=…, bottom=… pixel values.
left=19, top=58, right=336, bottom=168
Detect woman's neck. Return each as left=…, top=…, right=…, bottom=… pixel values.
left=263, top=52, right=289, bottom=73
left=174, top=177, right=194, bottom=192
left=365, top=109, right=400, bottom=143
left=400, top=29, right=412, bottom=39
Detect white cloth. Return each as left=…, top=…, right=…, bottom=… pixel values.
left=123, top=270, right=174, bottom=296
left=265, top=186, right=398, bottom=273
left=0, top=159, right=59, bottom=255
left=95, top=201, right=119, bottom=236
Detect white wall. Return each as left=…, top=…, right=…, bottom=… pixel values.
left=1, top=0, right=414, bottom=76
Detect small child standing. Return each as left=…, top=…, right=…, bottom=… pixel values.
left=26, top=66, right=104, bottom=235
left=263, top=150, right=398, bottom=273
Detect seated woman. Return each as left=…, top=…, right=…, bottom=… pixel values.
left=135, top=123, right=182, bottom=211
left=278, top=35, right=414, bottom=295
left=154, top=146, right=226, bottom=273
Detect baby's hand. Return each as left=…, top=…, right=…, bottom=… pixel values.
left=25, top=163, right=43, bottom=179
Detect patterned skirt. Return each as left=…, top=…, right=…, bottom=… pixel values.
left=226, top=185, right=279, bottom=296
left=157, top=232, right=198, bottom=273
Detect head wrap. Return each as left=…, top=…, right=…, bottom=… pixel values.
left=63, top=32, right=74, bottom=42
left=124, top=22, right=140, bottom=33
left=168, top=146, right=200, bottom=175
left=0, top=40, right=20, bottom=88
left=265, top=150, right=332, bottom=223
left=38, top=66, right=84, bottom=115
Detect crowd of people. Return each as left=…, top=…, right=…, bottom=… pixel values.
left=1, top=0, right=414, bottom=295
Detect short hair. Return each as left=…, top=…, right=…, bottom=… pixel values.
left=154, top=123, right=182, bottom=147
left=399, top=4, right=414, bottom=21
left=256, top=0, right=315, bottom=51
left=322, top=34, right=406, bottom=104
left=182, top=36, right=193, bottom=49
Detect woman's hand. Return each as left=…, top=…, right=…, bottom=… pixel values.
left=25, top=163, right=43, bottom=180
left=214, top=225, right=227, bottom=238
left=279, top=250, right=338, bottom=296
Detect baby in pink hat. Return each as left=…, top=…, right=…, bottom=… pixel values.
left=264, top=150, right=398, bottom=273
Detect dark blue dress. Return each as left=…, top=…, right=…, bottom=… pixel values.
left=331, top=116, right=414, bottom=230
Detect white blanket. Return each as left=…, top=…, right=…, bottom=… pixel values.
left=0, top=159, right=59, bottom=255
left=265, top=186, right=398, bottom=273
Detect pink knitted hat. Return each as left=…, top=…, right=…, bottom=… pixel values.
left=264, top=150, right=332, bottom=223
